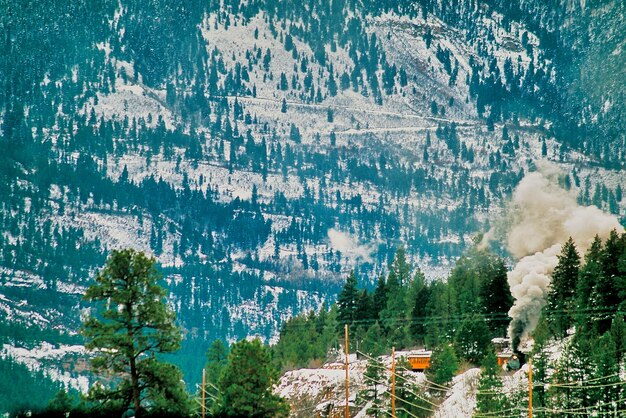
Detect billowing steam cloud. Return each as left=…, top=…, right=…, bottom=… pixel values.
left=491, top=168, right=623, bottom=350
left=327, top=228, right=374, bottom=262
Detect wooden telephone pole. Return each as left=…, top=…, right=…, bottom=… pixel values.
left=201, top=368, right=206, bottom=418
left=345, top=324, right=349, bottom=418
left=528, top=356, right=533, bottom=418
left=391, top=347, right=396, bottom=418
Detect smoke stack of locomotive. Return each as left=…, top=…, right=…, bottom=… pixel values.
left=487, top=167, right=624, bottom=358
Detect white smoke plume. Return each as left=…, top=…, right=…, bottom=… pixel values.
left=327, top=228, right=374, bottom=262
left=496, top=168, right=623, bottom=349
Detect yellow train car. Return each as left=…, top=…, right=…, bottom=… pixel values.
left=497, top=352, right=512, bottom=367
left=407, top=350, right=432, bottom=371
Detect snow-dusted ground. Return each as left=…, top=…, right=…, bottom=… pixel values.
left=1, top=343, right=90, bottom=393
left=276, top=345, right=568, bottom=418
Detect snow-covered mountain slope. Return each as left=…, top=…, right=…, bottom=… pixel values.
left=1, top=0, right=625, bottom=389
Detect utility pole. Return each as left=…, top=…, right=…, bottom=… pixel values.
left=528, top=356, right=533, bottom=418
left=391, top=347, right=396, bottom=418
left=202, top=368, right=206, bottom=418
left=345, top=324, right=349, bottom=418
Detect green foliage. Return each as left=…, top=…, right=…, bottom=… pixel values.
left=206, top=340, right=229, bottom=377
left=0, top=356, right=64, bottom=414
left=428, top=344, right=458, bottom=387
left=214, top=339, right=289, bottom=418
left=393, top=359, right=432, bottom=418
left=379, top=248, right=411, bottom=348
left=546, top=237, right=580, bottom=338
left=358, top=356, right=386, bottom=417
left=82, top=249, right=188, bottom=413
left=337, top=270, right=360, bottom=328
left=272, top=305, right=338, bottom=370
left=577, top=236, right=604, bottom=333
left=454, top=314, right=491, bottom=363
left=474, top=352, right=507, bottom=416
left=548, top=335, right=595, bottom=413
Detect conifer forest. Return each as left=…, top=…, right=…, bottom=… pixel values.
left=0, top=0, right=625, bottom=416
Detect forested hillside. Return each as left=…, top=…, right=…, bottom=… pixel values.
left=0, top=0, right=624, bottom=410
left=272, top=231, right=626, bottom=417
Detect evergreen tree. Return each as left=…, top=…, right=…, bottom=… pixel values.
left=337, top=270, right=360, bottom=329
left=372, top=274, right=388, bottom=321
left=530, top=340, right=551, bottom=415
left=214, top=339, right=289, bottom=418
left=546, top=238, right=580, bottom=337
left=428, top=344, right=458, bottom=386
left=380, top=248, right=411, bottom=348
left=204, top=339, right=229, bottom=407
left=454, top=314, right=491, bottom=364
left=360, top=356, right=386, bottom=418
left=610, top=314, right=626, bottom=362
left=410, top=273, right=431, bottom=344
left=394, top=359, right=431, bottom=418
left=474, top=352, right=507, bottom=416
left=591, top=333, right=621, bottom=415
left=81, top=249, right=188, bottom=414
left=361, top=322, right=386, bottom=357
left=479, top=255, right=512, bottom=335
left=549, top=335, right=595, bottom=415
left=592, top=231, right=625, bottom=331
left=578, top=236, right=603, bottom=333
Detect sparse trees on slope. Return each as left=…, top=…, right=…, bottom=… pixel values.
left=81, top=249, right=189, bottom=414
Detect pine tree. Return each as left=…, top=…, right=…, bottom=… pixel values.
left=214, top=339, right=289, bottom=417
left=82, top=249, right=188, bottom=413
left=372, top=274, right=388, bottom=321
left=361, top=322, right=386, bottom=357
left=337, top=270, right=360, bottom=329
left=578, top=236, right=603, bottom=333
left=394, top=359, right=431, bottom=418
left=204, top=339, right=229, bottom=407
left=428, top=344, right=458, bottom=386
left=474, top=352, right=507, bottom=416
left=479, top=255, right=513, bottom=335
left=454, top=314, right=491, bottom=363
left=360, top=356, right=386, bottom=418
left=380, top=248, right=411, bottom=347
left=546, top=237, right=580, bottom=337
left=530, top=340, right=551, bottom=414
left=611, top=314, right=626, bottom=362
left=410, top=273, right=431, bottom=344
left=549, top=336, right=595, bottom=414
left=591, top=333, right=621, bottom=414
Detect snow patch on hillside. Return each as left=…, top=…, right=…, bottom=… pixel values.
left=1, top=343, right=90, bottom=393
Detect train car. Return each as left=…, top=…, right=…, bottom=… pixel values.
left=491, top=337, right=521, bottom=371
left=407, top=349, right=432, bottom=371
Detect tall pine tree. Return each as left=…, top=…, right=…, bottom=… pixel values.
left=546, top=237, right=580, bottom=338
